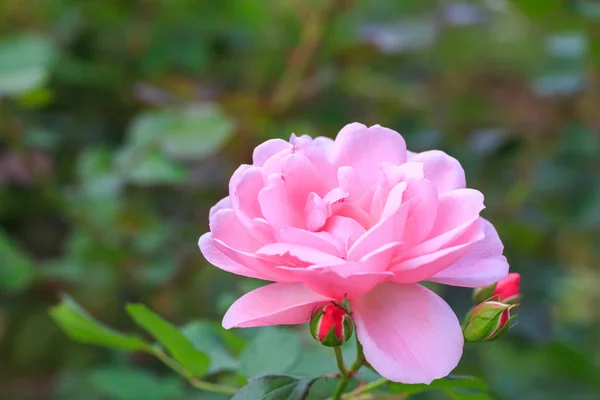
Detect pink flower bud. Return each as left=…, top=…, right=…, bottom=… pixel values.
left=492, top=273, right=520, bottom=304
left=462, top=301, right=515, bottom=342
left=310, top=304, right=354, bottom=347
left=473, top=273, right=520, bottom=305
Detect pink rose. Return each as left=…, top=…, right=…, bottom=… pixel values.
left=199, top=123, right=509, bottom=384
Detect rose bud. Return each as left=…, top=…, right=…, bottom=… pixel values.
left=462, top=301, right=515, bottom=342
left=473, top=273, right=520, bottom=305
left=310, top=304, right=354, bottom=347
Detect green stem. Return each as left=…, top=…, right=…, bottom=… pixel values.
left=344, top=378, right=388, bottom=399
left=153, top=349, right=238, bottom=396
left=330, top=339, right=365, bottom=400
left=334, top=346, right=349, bottom=378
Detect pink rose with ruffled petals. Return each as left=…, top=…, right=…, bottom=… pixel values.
left=198, top=123, right=509, bottom=384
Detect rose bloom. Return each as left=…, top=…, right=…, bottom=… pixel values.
left=199, top=123, right=509, bottom=383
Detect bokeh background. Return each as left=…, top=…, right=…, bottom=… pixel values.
left=1, top=0, right=600, bottom=399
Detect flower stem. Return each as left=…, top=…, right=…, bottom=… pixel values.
left=330, top=339, right=365, bottom=400
left=334, top=346, right=349, bottom=378
left=153, top=349, right=237, bottom=396
left=343, top=378, right=388, bottom=399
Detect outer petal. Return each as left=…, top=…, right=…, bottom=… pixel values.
left=331, top=124, right=407, bottom=170
left=429, top=219, right=509, bottom=287
left=253, top=139, right=292, bottom=166
left=402, top=188, right=484, bottom=259
left=209, top=196, right=232, bottom=218
left=353, top=283, right=463, bottom=384
left=210, top=209, right=263, bottom=252
left=222, top=282, right=332, bottom=329
left=198, top=233, right=269, bottom=280
left=408, top=150, right=466, bottom=193
left=391, top=219, right=484, bottom=283
left=230, top=166, right=264, bottom=221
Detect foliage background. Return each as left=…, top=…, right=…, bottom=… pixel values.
left=1, top=0, right=599, bottom=399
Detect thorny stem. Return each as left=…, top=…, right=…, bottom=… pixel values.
left=153, top=349, right=238, bottom=396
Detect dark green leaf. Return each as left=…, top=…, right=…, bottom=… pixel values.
left=49, top=295, right=149, bottom=351
left=125, top=304, right=210, bottom=376
left=232, top=375, right=319, bottom=400
left=0, top=230, right=35, bottom=293
left=239, top=327, right=301, bottom=377
left=89, top=366, right=184, bottom=400
left=180, top=321, right=238, bottom=373
left=390, top=375, right=489, bottom=397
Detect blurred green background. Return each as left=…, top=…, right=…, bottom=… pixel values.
left=1, top=0, right=599, bottom=399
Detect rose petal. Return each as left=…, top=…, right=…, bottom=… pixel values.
left=198, top=233, right=269, bottom=280
left=253, top=139, right=292, bottom=166
left=210, top=209, right=263, bottom=252
left=391, top=242, right=473, bottom=283
left=322, top=215, right=366, bottom=254
left=400, top=179, right=439, bottom=249
left=353, top=282, right=463, bottom=384
left=257, top=243, right=345, bottom=267
left=230, top=166, right=264, bottom=221
left=331, top=124, right=407, bottom=172
left=428, top=189, right=485, bottom=238
left=278, top=265, right=393, bottom=299
left=408, top=150, right=466, bottom=193
left=305, top=192, right=329, bottom=231
left=258, top=154, right=323, bottom=228
left=222, top=282, right=332, bottom=329
left=402, top=189, right=484, bottom=258
left=209, top=196, right=232, bottom=219
left=359, top=241, right=403, bottom=272
left=276, top=226, right=342, bottom=257
left=391, top=218, right=485, bottom=283
left=429, top=219, right=509, bottom=287
left=331, top=124, right=407, bottom=199
left=213, top=238, right=293, bottom=282
left=347, top=193, right=409, bottom=261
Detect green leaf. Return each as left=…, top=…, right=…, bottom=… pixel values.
left=125, top=304, right=210, bottom=376
left=390, top=375, right=489, bottom=398
left=239, top=327, right=301, bottom=377
left=125, top=104, right=234, bottom=162
left=129, top=110, right=174, bottom=148
left=180, top=321, right=239, bottom=373
left=49, top=295, right=149, bottom=351
left=126, top=151, right=187, bottom=185
left=77, top=148, right=123, bottom=198
left=232, top=375, right=319, bottom=400
left=160, top=104, right=234, bottom=159
left=89, top=366, right=184, bottom=400
left=0, top=35, right=56, bottom=95
left=0, top=230, right=36, bottom=293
